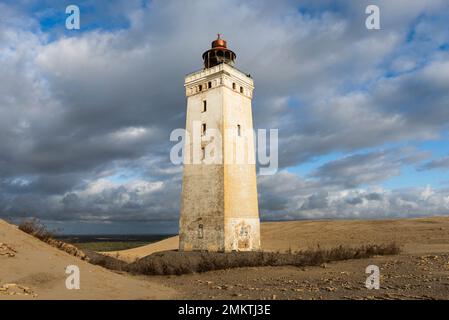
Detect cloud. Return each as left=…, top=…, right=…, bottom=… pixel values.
left=419, top=155, right=449, bottom=171
left=310, top=148, right=429, bottom=188
left=1, top=1, right=449, bottom=232
left=258, top=172, right=449, bottom=221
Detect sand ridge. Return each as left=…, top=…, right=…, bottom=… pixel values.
left=0, top=219, right=177, bottom=300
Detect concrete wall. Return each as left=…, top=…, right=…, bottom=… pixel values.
left=179, top=64, right=260, bottom=252
left=222, top=80, right=260, bottom=251
left=179, top=80, right=225, bottom=251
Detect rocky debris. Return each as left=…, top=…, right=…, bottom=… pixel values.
left=0, top=283, right=37, bottom=297
left=16, top=223, right=88, bottom=261
left=415, top=254, right=449, bottom=273
left=159, top=250, right=449, bottom=300
left=46, top=239, right=88, bottom=261
left=0, top=243, right=17, bottom=257
left=341, top=281, right=358, bottom=290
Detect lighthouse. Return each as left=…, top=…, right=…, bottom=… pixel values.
left=179, top=35, right=260, bottom=252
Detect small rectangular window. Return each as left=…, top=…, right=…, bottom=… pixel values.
left=240, top=86, right=244, bottom=94
left=201, top=147, right=206, bottom=160
left=208, top=81, right=212, bottom=89
left=199, top=85, right=203, bottom=92
left=202, top=123, right=206, bottom=136
left=198, top=224, right=204, bottom=239
left=237, top=124, right=241, bottom=137
left=232, top=83, right=236, bottom=90
left=202, top=100, right=207, bottom=112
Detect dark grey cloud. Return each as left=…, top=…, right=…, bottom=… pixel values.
left=310, top=148, right=429, bottom=188
left=300, top=192, right=329, bottom=210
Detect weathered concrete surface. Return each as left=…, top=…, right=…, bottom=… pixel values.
left=179, top=63, right=260, bottom=252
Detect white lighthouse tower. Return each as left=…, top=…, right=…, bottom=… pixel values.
left=179, top=35, right=261, bottom=252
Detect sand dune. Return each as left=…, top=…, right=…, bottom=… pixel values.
left=0, top=219, right=176, bottom=300
left=106, top=235, right=179, bottom=262
left=2, top=216, right=449, bottom=300
left=108, top=216, right=449, bottom=262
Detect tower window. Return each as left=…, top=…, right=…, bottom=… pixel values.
left=198, top=224, right=204, bottom=239
left=199, top=85, right=203, bottom=92
left=202, top=123, right=206, bottom=135
left=208, top=81, right=212, bottom=89
left=201, top=147, right=205, bottom=160
left=232, top=83, right=236, bottom=90
left=237, top=124, right=241, bottom=137
left=202, top=100, right=207, bottom=112
left=240, top=86, right=244, bottom=94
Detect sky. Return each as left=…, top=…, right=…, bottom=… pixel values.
left=0, top=0, right=448, bottom=234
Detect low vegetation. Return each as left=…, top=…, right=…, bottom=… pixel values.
left=18, top=218, right=401, bottom=276
left=87, top=243, right=401, bottom=276
left=82, top=249, right=128, bottom=271
left=18, top=218, right=55, bottom=242
left=18, top=218, right=88, bottom=260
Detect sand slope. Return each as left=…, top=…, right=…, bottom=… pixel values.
left=3, top=217, right=449, bottom=300
left=107, top=235, right=179, bottom=262
left=108, top=216, right=449, bottom=262
left=0, top=219, right=176, bottom=300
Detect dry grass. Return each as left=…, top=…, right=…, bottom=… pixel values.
left=17, top=218, right=401, bottom=276
left=83, top=249, right=128, bottom=271
left=87, top=243, right=400, bottom=276
left=18, top=218, right=88, bottom=260
left=18, top=218, right=55, bottom=242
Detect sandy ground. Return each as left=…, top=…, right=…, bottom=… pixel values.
left=0, top=219, right=176, bottom=300
left=111, top=216, right=449, bottom=299
left=150, top=253, right=449, bottom=300
left=106, top=236, right=179, bottom=262
left=2, top=217, right=449, bottom=300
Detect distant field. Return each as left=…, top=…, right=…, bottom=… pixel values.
left=55, top=234, right=174, bottom=252
left=73, top=241, right=151, bottom=252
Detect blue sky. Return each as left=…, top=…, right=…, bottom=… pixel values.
left=0, top=0, right=448, bottom=234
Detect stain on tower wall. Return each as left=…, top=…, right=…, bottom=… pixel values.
left=225, top=218, right=260, bottom=251
left=179, top=164, right=225, bottom=251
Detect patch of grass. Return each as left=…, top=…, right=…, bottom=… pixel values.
left=18, top=218, right=88, bottom=260
left=88, top=242, right=400, bottom=276
left=74, top=241, right=150, bottom=252
left=82, top=250, right=128, bottom=271
left=18, top=218, right=55, bottom=242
